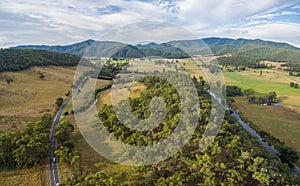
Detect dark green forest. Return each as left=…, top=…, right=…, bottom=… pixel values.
left=0, top=48, right=91, bottom=72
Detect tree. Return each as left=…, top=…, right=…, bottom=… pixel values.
left=267, top=91, right=277, bottom=103
left=37, top=72, right=45, bottom=79
left=55, top=97, right=64, bottom=107
left=199, top=76, right=205, bottom=86
left=260, top=70, right=263, bottom=76
left=244, top=89, right=255, bottom=98
left=290, top=82, right=295, bottom=87
left=5, top=77, right=13, bottom=85
left=54, top=120, right=74, bottom=144
left=248, top=96, right=256, bottom=104
left=65, top=91, right=70, bottom=96
left=294, top=83, right=299, bottom=89
left=226, top=86, right=243, bottom=97
left=279, top=145, right=299, bottom=163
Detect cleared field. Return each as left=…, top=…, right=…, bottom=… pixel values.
left=96, top=82, right=146, bottom=111
left=232, top=96, right=300, bottom=155
left=224, top=69, right=300, bottom=106
left=260, top=61, right=288, bottom=70
left=224, top=70, right=300, bottom=94
left=0, top=66, right=96, bottom=132
left=0, top=165, right=49, bottom=186
left=0, top=66, right=76, bottom=118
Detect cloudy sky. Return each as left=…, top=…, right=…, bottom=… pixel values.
left=0, top=0, right=299, bottom=48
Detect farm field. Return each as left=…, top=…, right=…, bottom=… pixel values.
left=0, top=66, right=76, bottom=118
left=0, top=66, right=77, bottom=133
left=231, top=96, right=300, bottom=165
left=225, top=68, right=300, bottom=165
left=0, top=65, right=106, bottom=133
left=224, top=69, right=300, bottom=107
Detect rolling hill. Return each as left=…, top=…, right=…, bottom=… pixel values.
left=0, top=48, right=93, bottom=72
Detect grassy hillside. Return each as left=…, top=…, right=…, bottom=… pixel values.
left=0, top=66, right=75, bottom=118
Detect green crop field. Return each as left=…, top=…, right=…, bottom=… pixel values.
left=224, top=69, right=300, bottom=107
left=224, top=70, right=300, bottom=94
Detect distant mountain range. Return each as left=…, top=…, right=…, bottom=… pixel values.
left=12, top=37, right=300, bottom=63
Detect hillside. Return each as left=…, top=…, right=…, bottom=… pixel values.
left=13, top=37, right=300, bottom=58
left=0, top=48, right=93, bottom=72
left=12, top=38, right=300, bottom=70
left=14, top=40, right=190, bottom=59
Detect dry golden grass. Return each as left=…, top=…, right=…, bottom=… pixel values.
left=260, top=61, right=288, bottom=70
left=0, top=165, right=49, bottom=186
left=0, top=66, right=76, bottom=118
left=177, top=58, right=206, bottom=81
left=0, top=66, right=96, bottom=133
left=0, top=116, right=35, bottom=133
left=96, top=82, right=146, bottom=111
left=128, top=82, right=146, bottom=98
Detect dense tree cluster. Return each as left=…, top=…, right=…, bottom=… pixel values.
left=248, top=91, right=277, bottom=105
left=54, top=120, right=82, bottom=181
left=0, top=114, right=52, bottom=168
left=290, top=82, right=299, bottom=89
left=93, top=61, right=129, bottom=80
left=73, top=75, right=300, bottom=185
left=0, top=48, right=92, bottom=72
left=225, top=86, right=243, bottom=97
left=218, top=55, right=270, bottom=70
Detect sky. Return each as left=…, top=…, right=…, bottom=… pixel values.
left=0, top=0, right=299, bottom=48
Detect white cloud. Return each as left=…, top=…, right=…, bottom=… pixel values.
left=175, top=0, right=286, bottom=26
left=0, top=0, right=299, bottom=47
left=250, top=10, right=299, bottom=20
left=291, top=5, right=300, bottom=9
left=199, top=22, right=300, bottom=47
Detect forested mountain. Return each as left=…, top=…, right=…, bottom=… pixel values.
left=13, top=40, right=190, bottom=59
left=169, top=38, right=300, bottom=71
left=168, top=37, right=299, bottom=55
left=12, top=38, right=300, bottom=68
left=0, top=48, right=92, bottom=72
left=136, top=43, right=190, bottom=58
left=111, top=45, right=145, bottom=58
left=13, top=40, right=127, bottom=57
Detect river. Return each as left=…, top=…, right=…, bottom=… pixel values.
left=207, top=90, right=300, bottom=177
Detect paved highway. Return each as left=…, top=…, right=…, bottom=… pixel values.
left=49, top=95, right=72, bottom=186
left=49, top=90, right=78, bottom=186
